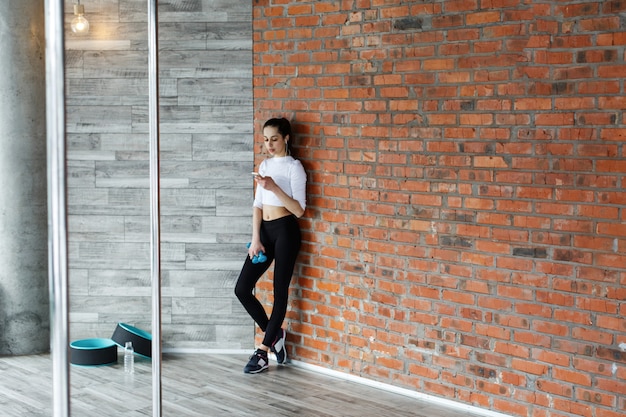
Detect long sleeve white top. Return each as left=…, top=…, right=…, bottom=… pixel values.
left=253, top=156, right=307, bottom=211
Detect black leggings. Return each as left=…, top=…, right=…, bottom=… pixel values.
left=234, top=215, right=301, bottom=347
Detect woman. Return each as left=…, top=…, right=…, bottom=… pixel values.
left=234, top=117, right=307, bottom=374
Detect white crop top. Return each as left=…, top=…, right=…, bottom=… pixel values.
left=253, top=156, right=307, bottom=211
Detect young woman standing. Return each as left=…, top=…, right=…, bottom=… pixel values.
left=234, top=118, right=307, bottom=374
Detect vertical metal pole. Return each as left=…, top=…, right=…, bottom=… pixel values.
left=148, top=0, right=162, bottom=416
left=45, top=0, right=70, bottom=416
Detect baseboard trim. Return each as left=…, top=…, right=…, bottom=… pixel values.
left=289, top=359, right=512, bottom=417
left=163, top=348, right=251, bottom=355
left=162, top=348, right=512, bottom=417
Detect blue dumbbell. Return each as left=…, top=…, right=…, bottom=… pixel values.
left=246, top=243, right=267, bottom=264
left=254, top=252, right=267, bottom=264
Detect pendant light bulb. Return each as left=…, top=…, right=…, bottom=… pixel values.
left=71, top=4, right=90, bottom=34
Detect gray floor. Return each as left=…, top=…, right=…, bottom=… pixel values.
left=0, top=352, right=495, bottom=416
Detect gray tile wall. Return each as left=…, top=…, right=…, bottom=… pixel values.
left=65, top=0, right=254, bottom=349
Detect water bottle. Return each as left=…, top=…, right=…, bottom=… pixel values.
left=124, top=341, right=135, bottom=374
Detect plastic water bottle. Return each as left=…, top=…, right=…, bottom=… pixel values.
left=124, top=341, right=135, bottom=374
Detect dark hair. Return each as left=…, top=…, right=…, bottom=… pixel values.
left=263, top=117, right=292, bottom=140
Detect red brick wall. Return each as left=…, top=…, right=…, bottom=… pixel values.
left=253, top=1, right=626, bottom=416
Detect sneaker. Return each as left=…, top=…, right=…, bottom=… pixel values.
left=243, top=349, right=269, bottom=374
left=271, top=328, right=288, bottom=364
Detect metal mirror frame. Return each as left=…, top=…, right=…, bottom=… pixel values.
left=45, top=1, right=163, bottom=415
